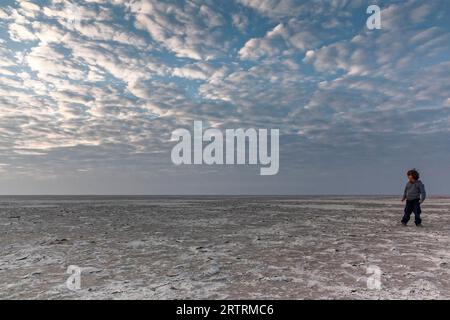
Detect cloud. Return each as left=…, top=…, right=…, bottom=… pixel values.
left=8, top=22, right=38, bottom=41
left=0, top=0, right=449, bottom=193
left=240, top=22, right=323, bottom=61
left=172, top=62, right=218, bottom=80
left=128, top=0, right=231, bottom=60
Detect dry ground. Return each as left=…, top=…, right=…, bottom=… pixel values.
left=1, top=196, right=449, bottom=299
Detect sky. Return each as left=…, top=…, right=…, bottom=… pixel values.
left=0, top=0, right=449, bottom=195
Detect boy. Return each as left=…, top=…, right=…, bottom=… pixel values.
left=401, top=169, right=426, bottom=227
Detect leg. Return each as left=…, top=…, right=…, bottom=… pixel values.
left=413, top=201, right=422, bottom=225
left=402, top=201, right=413, bottom=225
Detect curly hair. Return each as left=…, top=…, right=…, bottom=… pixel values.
left=407, top=169, right=420, bottom=180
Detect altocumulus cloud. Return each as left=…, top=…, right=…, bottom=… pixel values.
left=0, top=0, right=449, bottom=194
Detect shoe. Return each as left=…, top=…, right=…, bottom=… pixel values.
left=416, top=224, right=423, bottom=227
left=401, top=222, right=407, bottom=226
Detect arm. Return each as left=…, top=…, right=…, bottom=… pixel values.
left=402, top=185, right=407, bottom=201
left=419, top=183, right=426, bottom=203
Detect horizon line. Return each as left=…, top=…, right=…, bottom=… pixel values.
left=0, top=194, right=447, bottom=197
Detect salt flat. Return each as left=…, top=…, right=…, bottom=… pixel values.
left=0, top=196, right=449, bottom=300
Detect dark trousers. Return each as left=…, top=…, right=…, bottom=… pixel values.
left=402, top=199, right=422, bottom=225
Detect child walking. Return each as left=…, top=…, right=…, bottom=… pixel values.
left=401, top=169, right=426, bottom=227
